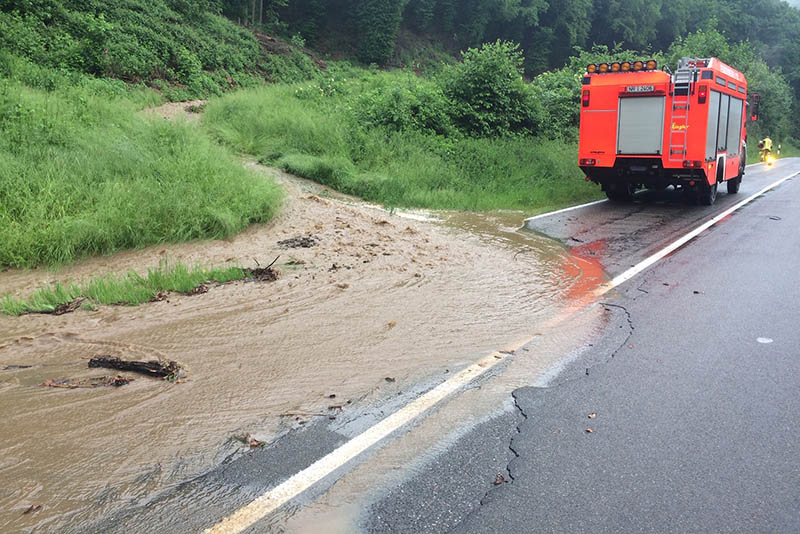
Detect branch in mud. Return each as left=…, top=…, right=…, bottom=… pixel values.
left=40, top=375, right=134, bottom=388
left=26, top=298, right=84, bottom=316
left=88, top=356, right=185, bottom=381
left=244, top=256, right=280, bottom=282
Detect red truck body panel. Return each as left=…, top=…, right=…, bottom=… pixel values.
left=578, top=58, right=748, bottom=193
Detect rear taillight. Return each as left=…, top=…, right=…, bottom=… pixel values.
left=683, top=160, right=702, bottom=168
left=582, top=90, right=590, bottom=107
left=580, top=158, right=597, bottom=166
left=698, top=85, right=708, bottom=104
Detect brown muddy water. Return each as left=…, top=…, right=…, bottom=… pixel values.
left=0, top=166, right=607, bottom=532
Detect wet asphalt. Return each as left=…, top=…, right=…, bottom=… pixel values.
left=89, top=159, right=800, bottom=533
left=365, top=159, right=800, bottom=533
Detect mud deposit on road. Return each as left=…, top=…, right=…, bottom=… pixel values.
left=0, top=166, right=606, bottom=531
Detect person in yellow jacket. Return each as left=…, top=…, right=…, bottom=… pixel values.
left=759, top=137, right=773, bottom=161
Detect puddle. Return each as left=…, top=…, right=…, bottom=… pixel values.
left=0, top=165, right=608, bottom=532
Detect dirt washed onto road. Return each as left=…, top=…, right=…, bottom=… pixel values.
left=0, top=165, right=606, bottom=532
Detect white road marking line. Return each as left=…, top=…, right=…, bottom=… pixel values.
left=599, top=171, right=799, bottom=292
left=523, top=160, right=766, bottom=226
left=523, top=199, right=607, bottom=224
left=205, top=169, right=798, bottom=534
left=204, top=351, right=510, bottom=534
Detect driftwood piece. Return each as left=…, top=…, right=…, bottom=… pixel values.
left=88, top=356, right=183, bottom=380
left=40, top=375, right=133, bottom=388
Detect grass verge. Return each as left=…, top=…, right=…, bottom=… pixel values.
left=203, top=75, right=602, bottom=213
left=0, top=57, right=283, bottom=269
left=1, top=262, right=248, bottom=316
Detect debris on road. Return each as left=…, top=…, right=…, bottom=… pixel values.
left=693, top=290, right=704, bottom=295
left=588, top=412, right=597, bottom=419
left=26, top=298, right=84, bottom=316
left=493, top=473, right=507, bottom=485
left=233, top=433, right=266, bottom=448
left=186, top=283, right=209, bottom=296
left=277, top=235, right=317, bottom=249
left=88, top=356, right=184, bottom=381
left=22, top=505, right=42, bottom=515
left=2, top=365, right=33, bottom=371
left=585, top=428, right=594, bottom=433
left=244, top=256, right=280, bottom=282
left=384, top=377, right=396, bottom=383
left=149, top=291, right=169, bottom=302
left=40, top=375, right=133, bottom=388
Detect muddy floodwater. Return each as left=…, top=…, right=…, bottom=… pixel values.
left=0, top=166, right=607, bottom=532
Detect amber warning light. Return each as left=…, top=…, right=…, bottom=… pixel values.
left=587, top=60, right=657, bottom=74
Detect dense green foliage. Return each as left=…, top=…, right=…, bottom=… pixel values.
left=203, top=59, right=600, bottom=212
left=0, top=55, right=283, bottom=268
left=265, top=0, right=800, bottom=136
left=3, top=1, right=798, bottom=136
left=0, top=0, right=313, bottom=98
left=440, top=41, right=540, bottom=137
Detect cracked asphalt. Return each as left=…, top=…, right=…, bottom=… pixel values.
left=364, top=163, right=800, bottom=533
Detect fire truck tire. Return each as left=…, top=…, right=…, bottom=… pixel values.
left=699, top=182, right=717, bottom=206
left=605, top=183, right=635, bottom=202
left=727, top=176, right=741, bottom=194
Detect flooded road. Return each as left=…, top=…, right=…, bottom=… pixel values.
left=0, top=166, right=599, bottom=532
left=5, top=157, right=792, bottom=533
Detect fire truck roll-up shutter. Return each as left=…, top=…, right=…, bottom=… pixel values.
left=706, top=90, right=721, bottom=160
left=716, top=93, right=730, bottom=153
left=617, top=96, right=665, bottom=155
left=726, top=97, right=743, bottom=157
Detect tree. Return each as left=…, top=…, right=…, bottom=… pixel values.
left=355, top=0, right=405, bottom=64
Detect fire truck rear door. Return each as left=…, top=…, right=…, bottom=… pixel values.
left=617, top=96, right=665, bottom=155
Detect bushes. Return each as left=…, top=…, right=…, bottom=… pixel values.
left=203, top=79, right=602, bottom=212
left=356, top=75, right=456, bottom=136
left=441, top=40, right=542, bottom=137
left=354, top=41, right=543, bottom=139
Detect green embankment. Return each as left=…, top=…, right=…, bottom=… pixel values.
left=203, top=47, right=602, bottom=213
left=0, top=54, right=283, bottom=269
left=205, top=87, right=595, bottom=211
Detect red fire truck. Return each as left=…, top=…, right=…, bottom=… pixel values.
left=578, top=57, right=755, bottom=205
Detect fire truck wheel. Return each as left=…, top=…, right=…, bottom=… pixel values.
left=699, top=182, right=717, bottom=206
left=727, top=176, right=741, bottom=194
left=605, top=183, right=635, bottom=202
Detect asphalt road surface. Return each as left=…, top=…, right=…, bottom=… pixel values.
left=365, top=159, right=800, bottom=533
left=91, top=159, right=800, bottom=533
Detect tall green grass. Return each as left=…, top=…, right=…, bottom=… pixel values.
left=1, top=261, right=247, bottom=315
left=203, top=79, right=600, bottom=212
left=0, top=68, right=283, bottom=268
